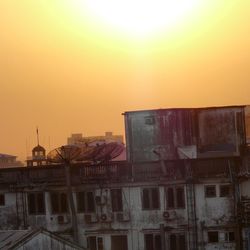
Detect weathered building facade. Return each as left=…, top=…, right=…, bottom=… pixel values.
left=0, top=105, right=250, bottom=250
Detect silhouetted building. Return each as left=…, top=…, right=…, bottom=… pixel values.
left=0, top=153, right=23, bottom=168
left=26, top=144, right=48, bottom=167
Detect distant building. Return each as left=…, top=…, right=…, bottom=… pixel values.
left=67, top=132, right=124, bottom=145
left=26, top=144, right=48, bottom=167
left=0, top=153, right=23, bottom=168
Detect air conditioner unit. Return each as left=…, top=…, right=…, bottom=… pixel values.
left=244, top=202, right=250, bottom=212
left=100, top=213, right=114, bottom=222
left=57, top=215, right=70, bottom=224
left=84, top=214, right=99, bottom=224
left=163, top=210, right=177, bottom=220
left=116, top=212, right=130, bottom=222
left=95, top=195, right=107, bottom=205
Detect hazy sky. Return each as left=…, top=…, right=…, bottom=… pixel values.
left=0, top=1, right=250, bottom=160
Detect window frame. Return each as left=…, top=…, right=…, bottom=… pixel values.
left=87, top=236, right=104, bottom=250
left=165, top=186, right=185, bottom=209
left=142, top=187, right=160, bottom=210
left=169, top=233, right=187, bottom=250
left=111, top=189, right=123, bottom=212
left=144, top=233, right=162, bottom=250
left=207, top=231, right=219, bottom=243
left=205, top=185, right=216, bottom=198
left=224, top=231, right=235, bottom=242
left=27, top=192, right=45, bottom=215
left=219, top=185, right=232, bottom=197
left=0, top=194, right=5, bottom=206
left=50, top=192, right=69, bottom=214
left=76, top=191, right=96, bottom=213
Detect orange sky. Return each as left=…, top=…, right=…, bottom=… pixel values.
left=0, top=1, right=250, bottom=161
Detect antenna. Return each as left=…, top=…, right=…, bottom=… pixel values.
left=36, top=127, right=40, bottom=145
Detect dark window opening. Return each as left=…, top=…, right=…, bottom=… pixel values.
left=166, top=187, right=185, bottom=209
left=111, top=235, right=128, bottom=250
left=176, top=187, right=185, bottom=208
left=111, top=189, right=123, bottom=212
left=145, top=234, right=162, bottom=250
left=220, top=185, right=231, bottom=197
left=152, top=188, right=159, bottom=209
left=170, top=234, right=177, bottom=250
left=87, top=236, right=103, bottom=250
left=145, top=116, right=155, bottom=125
left=167, top=188, right=174, bottom=208
left=179, top=234, right=186, bottom=249
left=208, top=231, right=219, bottom=243
left=169, top=234, right=186, bottom=250
left=76, top=191, right=95, bottom=213
left=0, top=194, right=5, bottom=206
left=50, top=192, right=68, bottom=214
left=205, top=186, right=216, bottom=198
left=225, top=232, right=235, bottom=242
left=28, top=193, right=45, bottom=215
left=142, top=188, right=160, bottom=210
left=143, top=189, right=150, bottom=209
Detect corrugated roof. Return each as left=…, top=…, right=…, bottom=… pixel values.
left=0, top=229, right=85, bottom=250
left=0, top=230, right=35, bottom=249
left=123, top=105, right=246, bottom=115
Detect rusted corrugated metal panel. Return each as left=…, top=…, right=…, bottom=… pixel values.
left=124, top=109, right=196, bottom=162
left=124, top=106, right=246, bottom=163
left=197, top=107, right=245, bottom=158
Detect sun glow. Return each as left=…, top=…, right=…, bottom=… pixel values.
left=68, top=0, right=203, bottom=38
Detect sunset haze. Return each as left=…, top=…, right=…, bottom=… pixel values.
left=0, top=1, right=250, bottom=160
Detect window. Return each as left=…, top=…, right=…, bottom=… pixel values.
left=145, top=116, right=155, bottom=125
left=176, top=187, right=185, bottom=208
left=169, top=234, right=186, bottom=250
left=205, top=185, right=216, bottom=198
left=76, top=191, right=95, bottom=213
left=166, top=187, right=185, bottom=209
left=142, top=188, right=159, bottom=210
left=50, top=192, right=68, bottom=214
left=144, top=234, right=162, bottom=250
left=0, top=194, right=5, bottom=206
left=220, top=185, right=232, bottom=197
left=111, top=235, right=128, bottom=250
left=111, top=189, right=123, bottom=212
left=87, top=236, right=103, bottom=250
left=28, top=193, right=45, bottom=215
left=167, top=188, right=174, bottom=208
left=225, top=232, right=235, bottom=242
left=208, top=231, right=219, bottom=243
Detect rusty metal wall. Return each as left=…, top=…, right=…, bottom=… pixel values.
left=124, top=107, right=245, bottom=163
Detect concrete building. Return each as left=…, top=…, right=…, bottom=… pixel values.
left=0, top=153, right=23, bottom=168
left=67, top=132, right=124, bottom=145
left=0, top=105, right=250, bottom=250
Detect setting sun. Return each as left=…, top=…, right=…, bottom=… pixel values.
left=68, top=0, right=203, bottom=38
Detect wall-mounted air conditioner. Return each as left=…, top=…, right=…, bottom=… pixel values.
left=116, top=212, right=130, bottom=222
left=57, top=215, right=70, bottom=224
left=84, top=213, right=99, bottom=224
left=163, top=210, right=177, bottom=220
left=95, top=195, right=107, bottom=205
left=100, top=213, right=114, bottom=222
